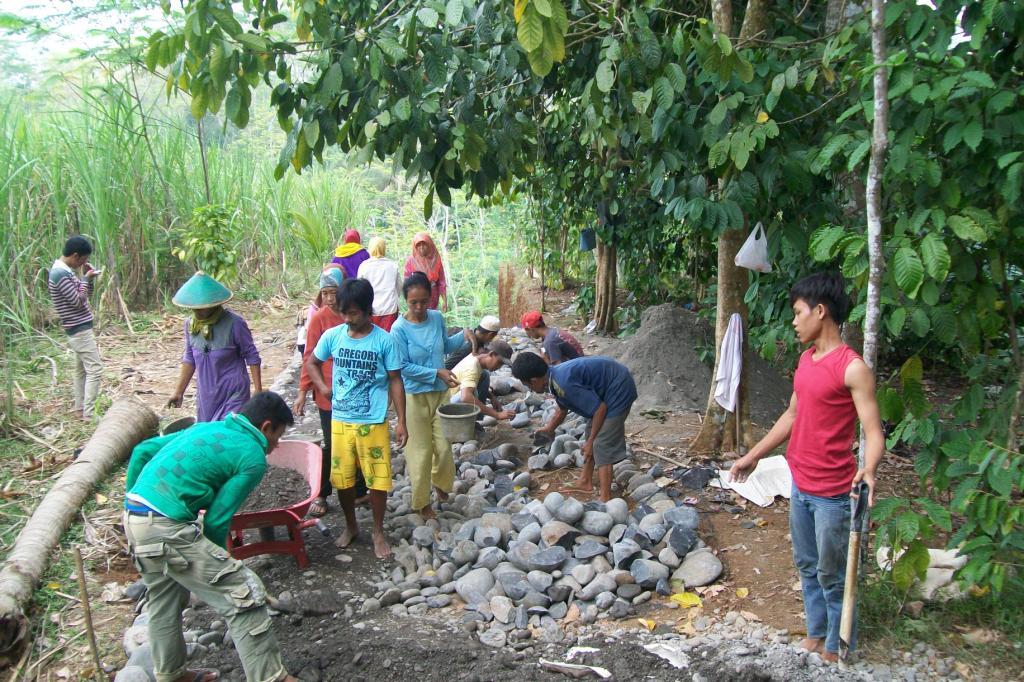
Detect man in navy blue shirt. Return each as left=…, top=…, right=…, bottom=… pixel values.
left=512, top=353, right=637, bottom=501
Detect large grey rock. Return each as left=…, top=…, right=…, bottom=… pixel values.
left=626, top=474, right=655, bottom=493
left=474, top=547, right=506, bottom=571
left=527, top=546, right=568, bottom=573
left=528, top=454, right=550, bottom=471
left=491, top=595, right=514, bottom=624
left=122, top=625, right=148, bottom=656
left=640, top=522, right=667, bottom=544
left=474, top=525, right=501, bottom=548
left=658, top=547, right=681, bottom=569
left=578, top=574, right=617, bottom=601
left=595, top=591, right=616, bottom=610
left=480, top=512, right=512, bottom=541
left=664, top=505, right=700, bottom=531
left=510, top=413, right=531, bottom=428
left=580, top=511, right=614, bottom=537
left=612, top=539, right=642, bottom=569
left=543, top=492, right=565, bottom=514
left=512, top=472, right=531, bottom=489
left=573, top=540, right=607, bottom=560
left=540, top=520, right=579, bottom=549
left=673, top=550, right=723, bottom=587
left=427, top=594, right=452, bottom=608
left=479, top=627, right=507, bottom=648
left=412, top=525, right=435, bottom=548
left=553, top=453, right=573, bottom=468
left=451, top=540, right=480, bottom=566
left=506, top=541, right=540, bottom=572
left=571, top=564, right=596, bottom=586
left=498, top=442, right=519, bottom=459
left=527, top=571, right=554, bottom=592
left=630, top=559, right=670, bottom=588
left=631, top=482, right=662, bottom=501
left=511, top=512, right=538, bottom=532
left=667, top=527, right=698, bottom=557
left=456, top=567, right=496, bottom=603
left=554, top=497, right=584, bottom=525
left=521, top=590, right=551, bottom=609
left=517, top=521, right=542, bottom=545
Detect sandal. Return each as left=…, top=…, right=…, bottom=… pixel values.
left=308, top=497, right=328, bottom=518
left=188, top=670, right=220, bottom=682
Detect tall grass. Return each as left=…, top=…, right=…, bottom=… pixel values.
left=0, top=76, right=522, bottom=338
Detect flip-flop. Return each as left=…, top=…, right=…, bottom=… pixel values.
left=308, top=497, right=328, bottom=518
left=190, top=670, right=220, bottom=682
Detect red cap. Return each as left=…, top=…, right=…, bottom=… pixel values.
left=521, top=311, right=544, bottom=329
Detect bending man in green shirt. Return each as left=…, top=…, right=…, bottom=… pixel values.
left=124, top=392, right=299, bottom=682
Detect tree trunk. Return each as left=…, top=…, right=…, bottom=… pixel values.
left=0, top=398, right=158, bottom=659
left=693, top=0, right=768, bottom=454
left=860, top=0, right=888, bottom=464
left=594, top=239, right=617, bottom=333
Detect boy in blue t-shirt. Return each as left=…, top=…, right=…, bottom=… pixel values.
left=512, top=353, right=637, bottom=501
left=308, top=278, right=406, bottom=559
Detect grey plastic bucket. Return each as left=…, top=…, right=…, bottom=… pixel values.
left=436, top=403, right=480, bottom=443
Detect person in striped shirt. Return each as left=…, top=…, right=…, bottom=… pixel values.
left=48, top=235, right=104, bottom=420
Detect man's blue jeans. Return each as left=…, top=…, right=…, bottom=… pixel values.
left=790, top=484, right=853, bottom=653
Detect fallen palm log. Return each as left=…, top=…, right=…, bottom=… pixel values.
left=0, top=397, right=158, bottom=661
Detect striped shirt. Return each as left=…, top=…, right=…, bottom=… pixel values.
left=48, top=259, right=94, bottom=335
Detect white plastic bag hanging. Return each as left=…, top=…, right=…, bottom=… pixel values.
left=734, top=222, right=772, bottom=273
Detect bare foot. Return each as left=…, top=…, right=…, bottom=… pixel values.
left=419, top=505, right=437, bottom=520
left=568, top=477, right=594, bottom=493
left=434, top=486, right=449, bottom=502
left=797, top=637, right=824, bottom=653
left=372, top=531, right=392, bottom=559
left=334, top=525, right=359, bottom=549
left=821, top=651, right=838, bottom=664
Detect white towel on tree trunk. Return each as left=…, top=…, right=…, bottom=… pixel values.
left=713, top=313, right=743, bottom=413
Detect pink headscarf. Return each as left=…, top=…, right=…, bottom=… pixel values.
left=410, top=232, right=442, bottom=283
left=343, top=229, right=361, bottom=245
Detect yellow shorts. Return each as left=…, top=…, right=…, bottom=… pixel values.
left=330, top=421, right=392, bottom=492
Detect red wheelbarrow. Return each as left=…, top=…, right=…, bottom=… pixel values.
left=227, top=440, right=322, bottom=569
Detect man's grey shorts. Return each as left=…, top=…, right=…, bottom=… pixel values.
left=585, top=411, right=630, bottom=466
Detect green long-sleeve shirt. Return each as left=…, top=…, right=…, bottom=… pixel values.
left=125, top=413, right=268, bottom=548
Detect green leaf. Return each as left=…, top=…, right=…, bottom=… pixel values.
left=517, top=6, right=544, bottom=52
left=393, top=96, right=412, bottom=122
left=322, top=63, right=342, bottom=98
left=708, top=100, right=728, bottom=126
left=961, top=70, right=995, bottom=88
left=887, top=306, right=907, bottom=336
left=653, top=77, right=674, bottom=111
left=236, top=33, right=268, bottom=52
left=416, top=7, right=439, bottom=26
left=962, top=120, right=983, bottom=151
left=716, top=31, right=732, bottom=56
left=527, top=41, right=554, bottom=76
left=997, top=151, right=1023, bottom=169
left=303, top=119, right=320, bottom=147
left=640, top=36, right=662, bottom=69
left=891, top=540, right=930, bottom=591
left=846, top=139, right=870, bottom=171
left=632, top=89, right=652, bottom=115
left=909, top=308, right=931, bottom=337
left=595, top=60, right=615, bottom=93
left=916, top=498, right=952, bottom=532
left=785, top=65, right=799, bottom=89
left=909, top=83, right=930, bottom=104
left=942, top=122, right=963, bottom=153
left=445, top=0, right=464, bottom=25
left=735, top=57, right=753, bottom=83
left=893, top=246, right=924, bottom=298
left=947, top=214, right=987, bottom=242
left=707, top=139, right=729, bottom=168
left=532, top=0, right=553, bottom=18
left=877, top=387, right=905, bottom=422
left=920, top=233, right=950, bottom=280
left=665, top=63, right=686, bottom=93
left=808, top=225, right=846, bottom=262
left=550, top=0, right=568, bottom=34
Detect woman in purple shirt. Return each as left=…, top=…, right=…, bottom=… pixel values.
left=167, top=273, right=263, bottom=422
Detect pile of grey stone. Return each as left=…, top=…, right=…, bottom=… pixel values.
left=373, top=464, right=723, bottom=650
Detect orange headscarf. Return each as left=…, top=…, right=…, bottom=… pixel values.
left=410, top=232, right=443, bottom=283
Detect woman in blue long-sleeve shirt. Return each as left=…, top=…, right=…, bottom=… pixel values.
left=391, top=271, right=471, bottom=518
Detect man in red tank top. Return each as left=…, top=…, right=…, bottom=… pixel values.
left=729, top=272, right=884, bottom=663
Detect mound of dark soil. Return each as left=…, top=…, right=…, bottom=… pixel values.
left=612, top=304, right=791, bottom=425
